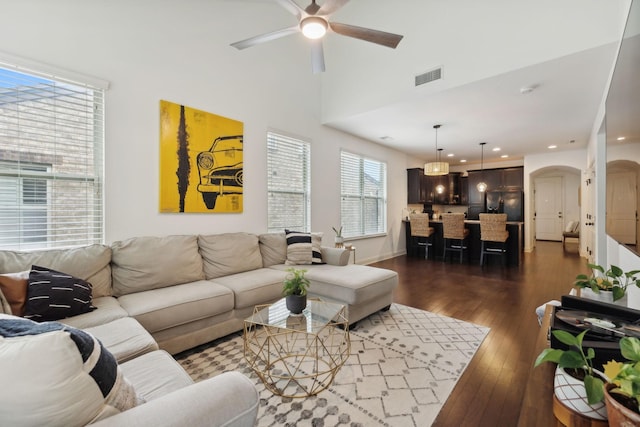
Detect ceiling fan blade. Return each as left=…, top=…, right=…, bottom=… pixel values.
left=305, top=1, right=321, bottom=15
left=274, top=0, right=304, bottom=19
left=310, top=39, right=325, bottom=74
left=329, top=22, right=403, bottom=48
left=318, top=0, right=349, bottom=16
left=230, top=25, right=299, bottom=50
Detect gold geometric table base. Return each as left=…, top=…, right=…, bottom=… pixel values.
left=243, top=300, right=350, bottom=398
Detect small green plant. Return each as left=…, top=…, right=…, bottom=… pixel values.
left=535, top=329, right=605, bottom=404
left=282, top=268, right=310, bottom=297
left=332, top=226, right=343, bottom=237
left=574, top=263, right=640, bottom=301
left=604, top=336, right=640, bottom=413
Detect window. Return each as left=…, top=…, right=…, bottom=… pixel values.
left=340, top=150, right=387, bottom=238
left=267, top=132, right=310, bottom=233
left=0, top=65, right=105, bottom=250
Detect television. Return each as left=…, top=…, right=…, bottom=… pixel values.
left=606, top=0, right=640, bottom=255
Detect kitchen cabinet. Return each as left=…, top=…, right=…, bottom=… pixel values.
left=407, top=169, right=463, bottom=205
left=426, top=173, right=462, bottom=204
left=466, top=167, right=523, bottom=219
left=407, top=168, right=426, bottom=204
left=460, top=176, right=469, bottom=205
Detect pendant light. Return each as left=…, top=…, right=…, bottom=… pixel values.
left=477, top=142, right=487, bottom=193
left=424, top=124, right=449, bottom=176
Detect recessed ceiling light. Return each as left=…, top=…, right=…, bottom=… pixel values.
left=501, top=154, right=508, bottom=158
left=548, top=145, right=557, bottom=149
left=617, top=136, right=626, bottom=141
left=520, top=85, right=537, bottom=94
left=492, top=147, right=501, bottom=152
left=447, top=153, right=454, bottom=157
left=460, top=159, right=467, bottom=163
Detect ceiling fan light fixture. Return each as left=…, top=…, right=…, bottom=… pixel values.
left=301, top=17, right=327, bottom=39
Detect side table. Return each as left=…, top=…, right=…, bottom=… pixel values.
left=243, top=298, right=350, bottom=398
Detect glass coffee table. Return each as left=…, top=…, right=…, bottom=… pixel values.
left=243, top=298, right=350, bottom=398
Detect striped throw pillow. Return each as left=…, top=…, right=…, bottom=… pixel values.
left=284, top=230, right=323, bottom=265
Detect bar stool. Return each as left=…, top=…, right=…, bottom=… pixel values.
left=409, top=214, right=435, bottom=259
left=442, top=213, right=469, bottom=263
left=479, top=213, right=509, bottom=266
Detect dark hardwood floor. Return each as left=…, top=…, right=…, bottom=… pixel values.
left=369, top=240, right=586, bottom=426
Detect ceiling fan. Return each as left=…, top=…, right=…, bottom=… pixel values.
left=230, top=0, right=404, bottom=73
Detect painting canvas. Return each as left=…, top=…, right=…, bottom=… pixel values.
left=159, top=100, right=243, bottom=213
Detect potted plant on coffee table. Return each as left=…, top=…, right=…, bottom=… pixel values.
left=283, top=268, right=310, bottom=315
left=574, top=263, right=640, bottom=305
left=535, top=329, right=608, bottom=420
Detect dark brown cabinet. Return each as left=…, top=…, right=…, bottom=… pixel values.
left=407, top=168, right=426, bottom=204
left=465, top=166, right=524, bottom=220
left=424, top=173, right=462, bottom=204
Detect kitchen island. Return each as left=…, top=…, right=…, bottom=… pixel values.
left=404, top=218, right=524, bottom=266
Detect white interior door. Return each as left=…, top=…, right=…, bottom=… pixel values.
left=607, top=170, right=637, bottom=245
left=535, top=176, right=564, bottom=241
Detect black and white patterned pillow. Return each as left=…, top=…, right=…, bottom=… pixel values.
left=23, top=265, right=95, bottom=321
left=0, top=316, right=144, bottom=425
left=284, top=230, right=323, bottom=265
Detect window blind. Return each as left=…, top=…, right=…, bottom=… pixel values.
left=0, top=66, right=104, bottom=250
left=267, top=132, right=310, bottom=233
left=340, top=150, right=387, bottom=238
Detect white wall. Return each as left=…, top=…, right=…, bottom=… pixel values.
left=0, top=1, right=410, bottom=264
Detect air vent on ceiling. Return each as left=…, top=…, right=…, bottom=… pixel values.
left=415, top=67, right=442, bottom=86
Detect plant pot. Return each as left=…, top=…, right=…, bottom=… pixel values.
left=554, top=366, right=608, bottom=420
left=604, top=383, right=640, bottom=426
left=286, top=294, right=307, bottom=315
left=334, top=236, right=344, bottom=248
left=580, top=288, right=628, bottom=307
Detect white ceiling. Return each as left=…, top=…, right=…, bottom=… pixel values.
left=229, top=0, right=631, bottom=166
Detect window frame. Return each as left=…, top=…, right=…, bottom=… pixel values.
left=266, top=131, right=311, bottom=233
left=0, top=58, right=107, bottom=250
left=339, top=150, right=387, bottom=239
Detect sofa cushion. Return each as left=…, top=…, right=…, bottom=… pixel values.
left=198, top=233, right=263, bottom=279
left=61, top=296, right=129, bottom=329
left=23, top=266, right=95, bottom=321
left=84, top=317, right=159, bottom=363
left=269, top=264, right=398, bottom=305
left=0, top=315, right=144, bottom=426
left=117, top=280, right=234, bottom=334
left=111, top=235, right=205, bottom=296
left=209, top=268, right=287, bottom=309
left=0, top=271, right=29, bottom=316
left=259, top=232, right=287, bottom=267
left=120, top=350, right=193, bottom=402
left=284, top=230, right=323, bottom=265
left=0, top=244, right=112, bottom=298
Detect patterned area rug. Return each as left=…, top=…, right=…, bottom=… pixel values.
left=175, top=304, right=489, bottom=427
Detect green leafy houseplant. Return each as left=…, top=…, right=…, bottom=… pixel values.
left=574, top=263, right=640, bottom=302
left=282, top=268, right=310, bottom=297
left=283, top=268, right=310, bottom=314
left=535, top=329, right=605, bottom=405
left=604, top=336, right=640, bottom=414
left=332, top=226, right=343, bottom=237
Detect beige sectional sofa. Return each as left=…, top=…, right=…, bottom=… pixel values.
left=0, top=231, right=398, bottom=426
